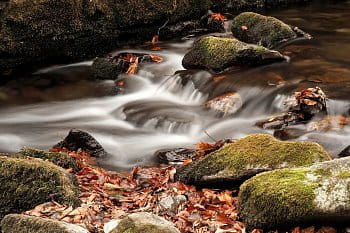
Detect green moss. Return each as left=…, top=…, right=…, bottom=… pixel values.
left=313, top=168, right=332, bottom=177
left=337, top=171, right=350, bottom=179
left=175, top=134, right=330, bottom=185
left=231, top=12, right=296, bottom=48
left=1, top=214, right=88, bottom=233
left=0, top=156, right=80, bottom=219
left=14, top=148, right=80, bottom=173
left=113, top=217, right=171, bottom=233
left=238, top=168, right=317, bottom=229
left=182, top=36, right=285, bottom=71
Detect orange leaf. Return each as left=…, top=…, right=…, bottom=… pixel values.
left=149, top=54, right=163, bottom=63
left=196, top=142, right=214, bottom=151
left=126, top=58, right=139, bottom=74
left=151, top=35, right=159, bottom=45
left=182, top=159, right=192, bottom=166
left=211, top=13, right=226, bottom=21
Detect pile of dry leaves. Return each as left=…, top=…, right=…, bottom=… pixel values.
left=24, top=144, right=337, bottom=233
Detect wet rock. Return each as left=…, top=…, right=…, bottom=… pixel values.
left=54, top=129, right=107, bottom=158
left=256, top=87, right=327, bottom=130
left=205, top=92, right=242, bottom=117
left=175, top=134, right=330, bottom=187
left=0, top=156, right=80, bottom=219
left=155, top=148, right=196, bottom=165
left=339, top=145, right=350, bottom=157
left=182, top=36, right=286, bottom=72
left=200, top=11, right=226, bottom=33
left=239, top=156, right=350, bottom=230
left=273, top=128, right=306, bottom=140
left=14, top=147, right=80, bottom=173
left=231, top=12, right=311, bottom=49
left=104, top=212, right=180, bottom=233
left=91, top=57, right=129, bottom=80
left=1, top=214, right=89, bottom=233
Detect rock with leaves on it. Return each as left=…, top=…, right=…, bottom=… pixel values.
left=231, top=12, right=311, bottom=49
left=1, top=214, right=89, bottom=233
left=239, top=156, right=350, bottom=230
left=0, top=156, right=80, bottom=219
left=175, top=134, right=330, bottom=186
left=182, top=36, right=286, bottom=72
left=104, top=212, right=180, bottom=233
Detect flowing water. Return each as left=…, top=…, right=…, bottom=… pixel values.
left=0, top=0, right=350, bottom=169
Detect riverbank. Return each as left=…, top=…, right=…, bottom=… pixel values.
left=0, top=0, right=311, bottom=77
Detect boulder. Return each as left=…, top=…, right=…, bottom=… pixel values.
left=175, top=134, right=330, bottom=186
left=1, top=214, right=89, bottom=233
left=53, top=129, right=107, bottom=158
left=14, top=148, right=80, bottom=173
left=339, top=145, right=350, bottom=158
left=239, top=156, right=350, bottom=230
left=231, top=12, right=311, bottom=49
left=104, top=212, right=180, bottom=233
left=182, top=36, right=286, bottom=72
left=0, top=156, right=80, bottom=219
left=91, top=57, right=128, bottom=80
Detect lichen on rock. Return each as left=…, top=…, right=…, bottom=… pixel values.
left=182, top=36, right=286, bottom=72
left=1, top=214, right=89, bottom=233
left=105, top=212, right=180, bottom=233
left=175, top=134, right=330, bottom=186
left=0, top=156, right=80, bottom=219
left=231, top=12, right=311, bottom=49
left=239, top=156, right=350, bottom=230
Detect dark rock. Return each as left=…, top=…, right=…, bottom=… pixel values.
left=182, top=36, right=286, bottom=72
left=91, top=57, right=129, bottom=80
left=204, top=92, right=242, bottom=117
left=200, top=11, right=226, bottom=33
left=273, top=128, right=306, bottom=140
left=53, top=129, right=107, bottom=158
left=231, top=12, right=311, bottom=49
left=0, top=156, right=80, bottom=219
left=1, top=214, right=89, bottom=233
left=239, top=156, right=350, bottom=230
left=175, top=134, right=330, bottom=187
left=339, top=145, right=350, bottom=158
left=155, top=148, right=196, bottom=165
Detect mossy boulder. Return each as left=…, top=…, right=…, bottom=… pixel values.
left=104, top=212, right=180, bottom=233
left=1, top=214, right=89, bottom=233
left=175, top=134, right=330, bottom=186
left=0, top=156, right=80, bottom=219
left=14, top=148, right=80, bottom=173
left=239, top=156, right=350, bottom=230
left=182, top=36, right=286, bottom=72
left=231, top=12, right=311, bottom=49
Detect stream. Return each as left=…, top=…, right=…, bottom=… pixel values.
left=0, top=0, right=349, bottom=170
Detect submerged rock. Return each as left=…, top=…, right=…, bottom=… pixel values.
left=104, top=212, right=180, bottom=233
left=182, top=36, right=286, bottom=72
left=0, top=156, right=80, bottom=219
left=339, top=145, right=350, bottom=157
left=15, top=147, right=80, bottom=173
left=204, top=92, right=242, bottom=117
left=91, top=57, right=129, bottom=80
left=175, top=134, right=330, bottom=186
left=155, top=148, right=196, bottom=165
left=1, top=214, right=89, bottom=233
left=239, top=157, right=350, bottom=230
left=53, top=129, right=107, bottom=158
left=231, top=12, right=311, bottom=49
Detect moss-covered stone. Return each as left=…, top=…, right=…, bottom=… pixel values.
left=1, top=214, right=89, bottom=233
left=175, top=134, right=330, bottom=186
left=0, top=156, right=80, bottom=219
left=239, top=156, right=350, bottom=230
left=231, top=12, right=304, bottom=48
left=14, top=148, right=80, bottom=173
left=106, top=212, right=180, bottom=233
left=182, top=36, right=286, bottom=72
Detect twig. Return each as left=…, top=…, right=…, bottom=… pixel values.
left=204, top=130, right=217, bottom=143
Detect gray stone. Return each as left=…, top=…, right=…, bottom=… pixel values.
left=1, top=214, right=89, bottom=233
